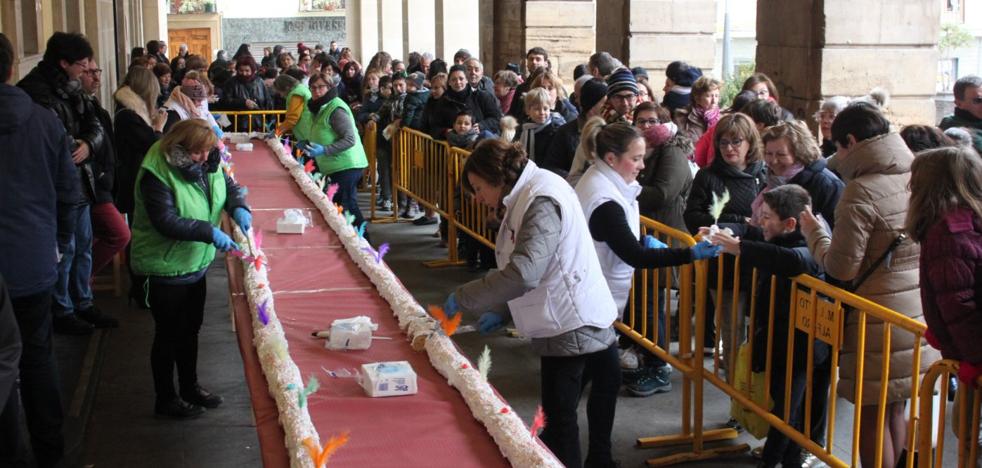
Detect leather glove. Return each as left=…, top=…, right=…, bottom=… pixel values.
left=211, top=227, right=240, bottom=252
left=303, top=142, right=326, bottom=157
left=443, top=293, right=460, bottom=318
left=643, top=234, right=667, bottom=249
left=477, top=312, right=505, bottom=335
left=232, top=207, right=252, bottom=232
left=691, top=240, right=722, bottom=260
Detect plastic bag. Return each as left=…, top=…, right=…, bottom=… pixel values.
left=730, top=342, right=773, bottom=439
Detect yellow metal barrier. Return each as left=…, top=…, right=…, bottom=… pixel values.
left=392, top=128, right=462, bottom=267
left=616, top=218, right=746, bottom=465
left=448, top=146, right=497, bottom=250
left=917, top=360, right=982, bottom=468
left=211, top=110, right=286, bottom=133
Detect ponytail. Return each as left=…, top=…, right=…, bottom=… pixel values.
left=580, top=116, right=606, bottom=161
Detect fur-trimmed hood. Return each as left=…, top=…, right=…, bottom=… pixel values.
left=114, top=86, right=152, bottom=125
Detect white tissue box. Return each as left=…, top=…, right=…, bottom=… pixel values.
left=276, top=218, right=305, bottom=234
left=235, top=143, right=254, bottom=151
left=325, top=316, right=377, bottom=350
left=359, top=361, right=418, bottom=397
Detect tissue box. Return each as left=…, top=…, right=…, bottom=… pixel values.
left=360, top=361, right=418, bottom=397
left=235, top=143, right=254, bottom=152
left=276, top=218, right=305, bottom=234
left=325, top=316, right=377, bottom=350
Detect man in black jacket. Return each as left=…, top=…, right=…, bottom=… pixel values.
left=218, top=55, right=273, bottom=131
left=17, top=32, right=116, bottom=334
left=0, top=32, right=75, bottom=467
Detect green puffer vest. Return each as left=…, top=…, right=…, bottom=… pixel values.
left=310, top=96, right=368, bottom=175
left=130, top=141, right=227, bottom=277
left=288, top=84, right=313, bottom=141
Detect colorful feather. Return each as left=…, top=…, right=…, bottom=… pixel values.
left=478, top=345, right=492, bottom=380
left=336, top=204, right=344, bottom=215
left=708, top=189, right=731, bottom=223
left=317, top=176, right=327, bottom=192
left=254, top=229, right=263, bottom=252
left=298, top=375, right=319, bottom=408
left=253, top=256, right=264, bottom=271
left=257, top=299, right=269, bottom=326
left=428, top=304, right=463, bottom=336
left=304, top=159, right=316, bottom=173
left=302, top=432, right=350, bottom=468
left=240, top=186, right=249, bottom=196
left=356, top=223, right=367, bottom=239
left=326, top=183, right=339, bottom=200
left=376, top=243, right=389, bottom=263
left=529, top=405, right=547, bottom=437
left=270, top=339, right=288, bottom=360
left=229, top=250, right=245, bottom=259
left=344, top=211, right=356, bottom=226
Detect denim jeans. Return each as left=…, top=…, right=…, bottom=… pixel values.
left=53, top=204, right=93, bottom=316
left=0, top=289, right=64, bottom=468
left=328, top=168, right=366, bottom=227
left=539, top=344, right=620, bottom=467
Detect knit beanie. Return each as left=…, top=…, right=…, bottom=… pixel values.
left=666, top=61, right=702, bottom=87
left=408, top=72, right=425, bottom=89
left=579, top=78, right=608, bottom=113
left=606, top=67, right=639, bottom=97
left=631, top=66, right=649, bottom=81
left=181, top=82, right=208, bottom=100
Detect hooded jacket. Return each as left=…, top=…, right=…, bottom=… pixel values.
left=0, top=83, right=80, bottom=298
left=804, top=132, right=939, bottom=404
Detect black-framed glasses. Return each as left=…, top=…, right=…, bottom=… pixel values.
left=610, top=92, right=637, bottom=101
left=84, top=68, right=102, bottom=75
left=719, top=138, right=745, bottom=148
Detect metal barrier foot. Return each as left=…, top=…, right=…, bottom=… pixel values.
left=643, top=442, right=750, bottom=467
left=637, top=427, right=740, bottom=448
left=422, top=259, right=466, bottom=268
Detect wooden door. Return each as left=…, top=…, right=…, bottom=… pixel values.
left=168, top=28, right=212, bottom=61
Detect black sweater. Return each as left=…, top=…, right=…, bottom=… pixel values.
left=588, top=201, right=695, bottom=268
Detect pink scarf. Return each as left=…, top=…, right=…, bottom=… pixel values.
left=693, top=105, right=721, bottom=128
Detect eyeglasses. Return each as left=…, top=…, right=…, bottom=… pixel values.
left=718, top=138, right=745, bottom=148
left=84, top=68, right=103, bottom=75
left=310, top=84, right=329, bottom=91
left=610, top=93, right=637, bottom=101
left=635, top=118, right=659, bottom=126
left=972, top=97, right=982, bottom=104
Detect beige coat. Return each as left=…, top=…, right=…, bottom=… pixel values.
left=804, top=132, right=939, bottom=405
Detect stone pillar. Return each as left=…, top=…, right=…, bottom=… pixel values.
left=523, top=0, right=595, bottom=80
left=435, top=0, right=479, bottom=62
left=597, top=0, right=716, bottom=91
left=488, top=0, right=523, bottom=74
left=85, top=0, right=120, bottom=104
left=348, top=0, right=379, bottom=65
left=378, top=0, right=404, bottom=59
left=403, top=0, right=435, bottom=56
left=2, top=0, right=45, bottom=79
left=756, top=0, right=939, bottom=126
left=142, top=0, right=168, bottom=43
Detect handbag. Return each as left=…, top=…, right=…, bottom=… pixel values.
left=730, top=342, right=773, bottom=439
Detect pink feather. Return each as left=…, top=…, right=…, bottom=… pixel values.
left=254, top=230, right=263, bottom=252
left=326, top=183, right=339, bottom=200
left=529, top=405, right=546, bottom=437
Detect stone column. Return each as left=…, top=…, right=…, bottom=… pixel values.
left=596, top=0, right=717, bottom=89
left=141, top=0, right=168, bottom=44
left=756, top=0, right=939, bottom=125
left=85, top=0, right=120, bottom=104
left=403, top=0, right=435, bottom=56
left=1, top=0, right=45, bottom=79
left=378, top=0, right=404, bottom=59
left=523, top=0, right=595, bottom=80
left=347, top=0, right=379, bottom=65
left=435, top=0, right=479, bottom=62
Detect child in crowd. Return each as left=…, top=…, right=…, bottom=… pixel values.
left=493, top=70, right=520, bottom=115
left=447, top=111, right=481, bottom=149
left=402, top=72, right=430, bottom=131
left=518, top=87, right=564, bottom=163
left=357, top=72, right=387, bottom=126
left=370, top=75, right=397, bottom=211
left=708, top=184, right=831, bottom=468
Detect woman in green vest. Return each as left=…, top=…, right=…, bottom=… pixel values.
left=300, top=71, right=369, bottom=229
left=272, top=74, right=312, bottom=142
left=130, top=119, right=252, bottom=419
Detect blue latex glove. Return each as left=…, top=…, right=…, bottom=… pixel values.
left=643, top=234, right=668, bottom=250
left=303, top=142, right=326, bottom=157
left=691, top=240, right=722, bottom=260
left=211, top=227, right=240, bottom=252
left=211, top=124, right=224, bottom=139
left=232, top=207, right=252, bottom=232
left=477, top=312, right=505, bottom=335
left=443, top=293, right=460, bottom=318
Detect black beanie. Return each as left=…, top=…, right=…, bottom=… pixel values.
left=579, top=79, right=608, bottom=113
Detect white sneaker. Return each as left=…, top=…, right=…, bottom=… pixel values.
left=619, top=348, right=640, bottom=370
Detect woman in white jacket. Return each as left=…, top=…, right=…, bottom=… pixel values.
left=445, top=138, right=620, bottom=468
left=574, top=117, right=720, bottom=397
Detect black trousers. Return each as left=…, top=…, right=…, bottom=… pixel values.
left=540, top=343, right=620, bottom=468
left=149, top=276, right=207, bottom=403
left=761, top=350, right=831, bottom=467
left=0, top=289, right=64, bottom=468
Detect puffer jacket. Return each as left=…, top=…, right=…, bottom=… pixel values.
left=804, top=132, right=939, bottom=405
left=637, top=134, right=693, bottom=232
left=684, top=156, right=766, bottom=234
left=919, top=207, right=982, bottom=365
left=218, top=75, right=274, bottom=131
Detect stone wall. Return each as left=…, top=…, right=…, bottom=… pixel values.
left=222, top=16, right=346, bottom=54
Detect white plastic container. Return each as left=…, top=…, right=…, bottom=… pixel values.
left=325, top=316, right=378, bottom=351
left=359, top=361, right=418, bottom=397
left=235, top=142, right=254, bottom=152
left=276, top=209, right=310, bottom=234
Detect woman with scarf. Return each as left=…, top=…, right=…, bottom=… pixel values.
left=673, top=76, right=722, bottom=144
left=300, top=71, right=369, bottom=230
left=425, top=64, right=502, bottom=140
left=130, top=119, right=251, bottom=419
left=162, top=71, right=221, bottom=131
left=751, top=121, right=843, bottom=229
left=340, top=61, right=363, bottom=108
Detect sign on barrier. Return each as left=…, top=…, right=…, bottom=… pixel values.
left=792, top=289, right=842, bottom=347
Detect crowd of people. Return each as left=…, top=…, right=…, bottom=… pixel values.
left=1, top=27, right=982, bottom=468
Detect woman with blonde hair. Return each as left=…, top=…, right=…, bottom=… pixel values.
left=130, top=119, right=251, bottom=418
left=531, top=69, right=578, bottom=123
left=114, top=66, right=170, bottom=219
left=673, top=75, right=722, bottom=143
left=754, top=121, right=844, bottom=228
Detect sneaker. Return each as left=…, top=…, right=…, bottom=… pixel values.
left=799, top=452, right=826, bottom=467
left=725, top=417, right=744, bottom=432
left=619, top=348, right=640, bottom=370
left=155, top=397, right=205, bottom=419
left=53, top=314, right=94, bottom=335
left=380, top=199, right=392, bottom=211
left=626, top=365, right=672, bottom=397
left=77, top=306, right=119, bottom=328
left=180, top=384, right=224, bottom=409
left=412, top=215, right=438, bottom=226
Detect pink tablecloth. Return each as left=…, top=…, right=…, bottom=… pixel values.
left=226, top=140, right=510, bottom=467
